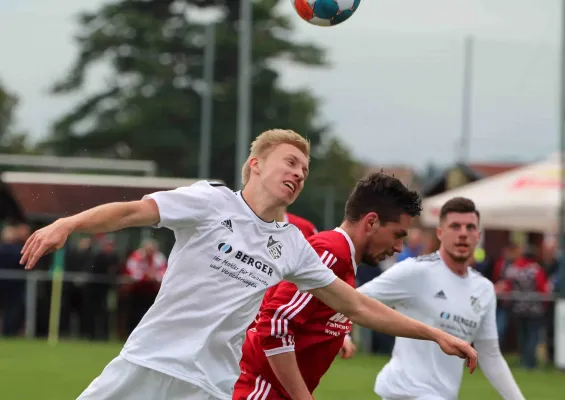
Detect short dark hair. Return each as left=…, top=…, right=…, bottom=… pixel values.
left=344, top=172, right=422, bottom=223
left=439, top=197, right=480, bottom=221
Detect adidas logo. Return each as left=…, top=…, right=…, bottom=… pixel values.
left=221, top=219, right=233, bottom=232
left=434, top=290, right=447, bottom=300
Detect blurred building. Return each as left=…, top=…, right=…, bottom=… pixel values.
left=364, top=164, right=421, bottom=190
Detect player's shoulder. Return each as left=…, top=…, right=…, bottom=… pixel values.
left=184, top=180, right=233, bottom=207
left=468, top=267, right=495, bottom=288
left=389, top=252, right=444, bottom=277
left=308, top=230, right=352, bottom=261
left=401, top=252, right=442, bottom=268
left=178, top=180, right=231, bottom=196
left=202, top=180, right=232, bottom=194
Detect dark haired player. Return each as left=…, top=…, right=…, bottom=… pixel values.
left=359, top=197, right=525, bottom=400
left=234, top=172, right=423, bottom=400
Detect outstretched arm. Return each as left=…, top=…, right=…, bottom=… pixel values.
left=21, top=180, right=222, bottom=270
left=21, top=200, right=159, bottom=269
left=309, top=279, right=477, bottom=372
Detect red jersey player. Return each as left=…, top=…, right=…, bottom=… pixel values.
left=234, top=173, right=422, bottom=400
left=284, top=211, right=318, bottom=238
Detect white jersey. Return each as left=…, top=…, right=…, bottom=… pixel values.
left=358, top=252, right=498, bottom=400
left=120, top=181, right=337, bottom=400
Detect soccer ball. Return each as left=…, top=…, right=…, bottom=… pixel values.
left=291, top=0, right=361, bottom=27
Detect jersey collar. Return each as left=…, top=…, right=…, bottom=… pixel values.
left=234, top=190, right=277, bottom=229
left=333, top=227, right=358, bottom=275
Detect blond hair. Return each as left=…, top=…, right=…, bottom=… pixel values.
left=241, top=129, right=310, bottom=186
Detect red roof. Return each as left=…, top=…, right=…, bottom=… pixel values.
left=1, top=172, right=203, bottom=219
left=468, top=163, right=522, bottom=177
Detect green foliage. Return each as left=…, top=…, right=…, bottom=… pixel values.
left=44, top=0, right=332, bottom=187
left=0, top=82, right=36, bottom=154
left=0, top=82, right=18, bottom=139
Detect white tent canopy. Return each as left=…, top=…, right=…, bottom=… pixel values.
left=421, top=154, right=563, bottom=233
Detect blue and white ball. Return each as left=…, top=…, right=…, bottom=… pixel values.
left=291, top=0, right=362, bottom=27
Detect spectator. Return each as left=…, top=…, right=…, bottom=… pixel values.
left=395, top=228, right=423, bottom=262
left=492, top=243, right=522, bottom=346
left=61, top=237, right=94, bottom=338
left=541, top=238, right=559, bottom=364
left=499, top=245, right=549, bottom=369
left=84, top=237, right=120, bottom=340
left=0, top=225, right=26, bottom=336
left=125, top=239, right=167, bottom=334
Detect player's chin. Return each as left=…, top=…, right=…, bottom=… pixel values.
left=454, top=251, right=471, bottom=262
left=284, top=189, right=301, bottom=204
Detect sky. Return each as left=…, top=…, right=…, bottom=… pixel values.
left=0, top=0, right=562, bottom=169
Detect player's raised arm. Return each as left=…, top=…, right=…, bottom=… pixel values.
left=308, top=279, right=477, bottom=373
left=21, top=180, right=225, bottom=270
left=20, top=200, right=159, bottom=270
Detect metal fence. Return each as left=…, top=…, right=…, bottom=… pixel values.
left=0, top=269, right=558, bottom=340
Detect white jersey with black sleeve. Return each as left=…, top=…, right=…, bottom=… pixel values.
left=357, top=252, right=498, bottom=400
left=119, top=181, right=337, bottom=400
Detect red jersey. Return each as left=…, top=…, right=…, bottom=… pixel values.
left=285, top=212, right=318, bottom=238
left=125, top=249, right=167, bottom=293
left=239, top=228, right=357, bottom=398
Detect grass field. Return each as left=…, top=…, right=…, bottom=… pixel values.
left=0, top=339, right=563, bottom=399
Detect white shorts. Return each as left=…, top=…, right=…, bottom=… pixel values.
left=77, top=355, right=221, bottom=400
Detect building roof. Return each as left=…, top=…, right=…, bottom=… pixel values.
left=467, top=163, right=523, bottom=178
left=420, top=162, right=523, bottom=197
left=0, top=171, right=207, bottom=220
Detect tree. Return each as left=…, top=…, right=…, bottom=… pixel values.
left=0, top=82, right=35, bottom=154
left=44, top=0, right=331, bottom=187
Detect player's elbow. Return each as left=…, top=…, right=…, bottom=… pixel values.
left=122, top=199, right=160, bottom=227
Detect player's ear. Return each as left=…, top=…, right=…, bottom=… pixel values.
left=436, top=226, right=442, bottom=241
left=249, top=157, right=260, bottom=175
left=366, top=212, right=380, bottom=231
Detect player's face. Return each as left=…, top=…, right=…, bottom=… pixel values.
left=259, top=143, right=309, bottom=206
left=362, top=213, right=411, bottom=266
left=437, top=212, right=480, bottom=263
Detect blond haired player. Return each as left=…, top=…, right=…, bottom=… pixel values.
left=20, top=130, right=477, bottom=400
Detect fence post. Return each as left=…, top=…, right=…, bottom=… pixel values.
left=24, top=272, right=38, bottom=339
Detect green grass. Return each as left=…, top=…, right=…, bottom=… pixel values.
left=0, top=339, right=563, bottom=399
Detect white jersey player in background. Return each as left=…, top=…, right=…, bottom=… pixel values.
left=358, top=197, right=525, bottom=400
left=20, top=130, right=477, bottom=400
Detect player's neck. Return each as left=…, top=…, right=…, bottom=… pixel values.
left=241, top=184, right=281, bottom=222
left=275, top=208, right=287, bottom=222
left=338, top=221, right=363, bottom=264
left=439, top=248, right=468, bottom=277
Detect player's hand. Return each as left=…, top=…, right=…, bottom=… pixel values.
left=435, top=331, right=477, bottom=374
left=20, top=219, right=73, bottom=270
left=339, top=336, right=357, bottom=359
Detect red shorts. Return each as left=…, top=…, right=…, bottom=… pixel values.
left=233, top=368, right=288, bottom=400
